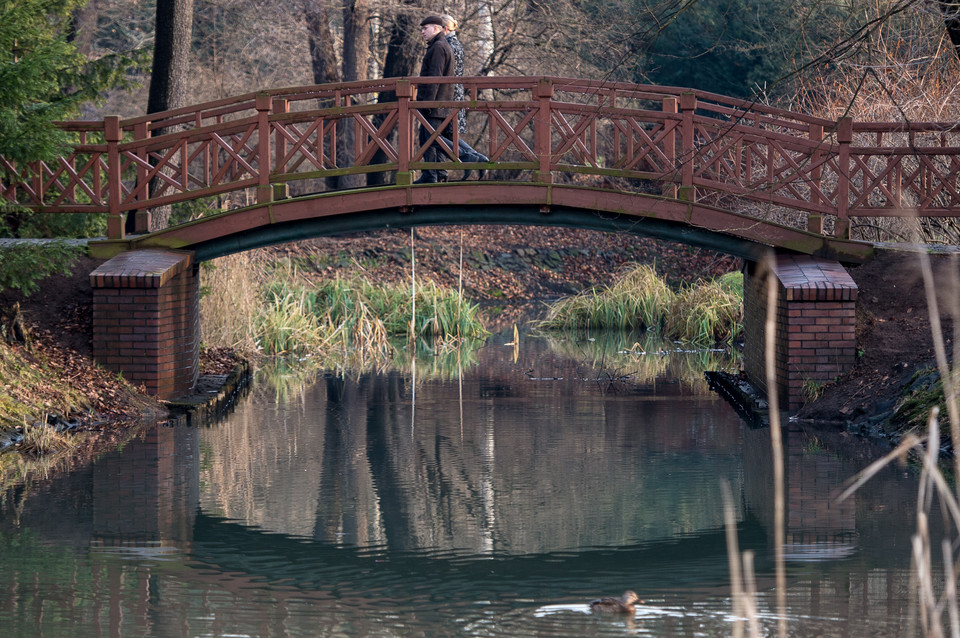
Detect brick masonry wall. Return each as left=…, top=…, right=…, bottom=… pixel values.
left=90, top=250, right=200, bottom=400
left=743, top=254, right=858, bottom=412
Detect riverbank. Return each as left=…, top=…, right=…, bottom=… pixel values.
left=793, top=246, right=957, bottom=447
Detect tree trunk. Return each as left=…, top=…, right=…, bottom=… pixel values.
left=149, top=0, right=194, bottom=115
left=140, top=0, right=195, bottom=233
left=367, top=3, right=421, bottom=186
left=940, top=1, right=960, bottom=61
left=305, top=0, right=340, bottom=85
left=338, top=0, right=370, bottom=189
left=67, top=0, right=98, bottom=56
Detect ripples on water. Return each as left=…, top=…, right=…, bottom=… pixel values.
left=0, top=331, right=936, bottom=636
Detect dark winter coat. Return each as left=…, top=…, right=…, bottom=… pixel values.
left=417, top=31, right=455, bottom=119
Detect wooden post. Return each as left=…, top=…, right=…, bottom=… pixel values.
left=273, top=98, right=289, bottom=200
left=396, top=79, right=413, bottom=186
left=679, top=92, right=696, bottom=202
left=535, top=78, right=553, bottom=184
left=105, top=115, right=124, bottom=239
left=662, top=97, right=678, bottom=199
left=256, top=93, right=272, bottom=204
left=835, top=117, right=852, bottom=239
left=807, top=123, right=824, bottom=234
left=132, top=121, right=151, bottom=232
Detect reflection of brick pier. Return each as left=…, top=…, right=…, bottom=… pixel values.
left=743, top=425, right=858, bottom=561
left=92, top=425, right=198, bottom=544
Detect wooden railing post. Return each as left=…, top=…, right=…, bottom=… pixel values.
left=256, top=93, right=272, bottom=204
left=678, top=92, right=697, bottom=202
left=662, top=97, right=678, bottom=198
left=835, top=117, right=852, bottom=239
left=535, top=78, right=554, bottom=184
left=273, top=98, right=289, bottom=200
left=396, top=79, right=413, bottom=186
left=132, top=121, right=151, bottom=232
left=105, top=115, right=124, bottom=240
left=807, top=123, right=824, bottom=234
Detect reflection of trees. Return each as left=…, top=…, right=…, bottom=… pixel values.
left=200, top=358, right=748, bottom=554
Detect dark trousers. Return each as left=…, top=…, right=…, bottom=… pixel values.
left=440, top=136, right=486, bottom=163
left=418, top=117, right=449, bottom=182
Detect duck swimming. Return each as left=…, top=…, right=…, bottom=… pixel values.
left=589, top=590, right=639, bottom=614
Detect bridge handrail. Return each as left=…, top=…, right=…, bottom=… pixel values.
left=6, top=76, right=960, bottom=240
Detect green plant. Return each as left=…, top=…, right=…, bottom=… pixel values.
left=801, top=378, right=826, bottom=403
left=0, top=241, right=83, bottom=296
left=538, top=264, right=743, bottom=346
left=665, top=275, right=743, bottom=344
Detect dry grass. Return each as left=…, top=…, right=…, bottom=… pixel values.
left=538, top=264, right=743, bottom=345
left=199, top=252, right=488, bottom=369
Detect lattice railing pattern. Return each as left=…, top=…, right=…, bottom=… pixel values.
left=3, top=76, right=960, bottom=240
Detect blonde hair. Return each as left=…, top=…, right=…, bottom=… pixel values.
left=440, top=14, right=458, bottom=31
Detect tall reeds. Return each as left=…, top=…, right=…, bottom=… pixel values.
left=199, top=253, right=488, bottom=367
left=538, top=263, right=742, bottom=345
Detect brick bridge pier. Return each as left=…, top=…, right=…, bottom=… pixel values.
left=89, top=248, right=857, bottom=413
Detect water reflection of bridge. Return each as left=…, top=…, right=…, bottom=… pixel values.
left=0, top=353, right=926, bottom=634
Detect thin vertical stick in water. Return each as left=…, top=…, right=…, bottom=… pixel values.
left=940, top=538, right=960, bottom=638
left=742, top=551, right=762, bottom=638
left=410, top=227, right=416, bottom=343
left=410, top=227, right=417, bottom=434
left=721, top=479, right=746, bottom=638
left=763, top=256, right=788, bottom=638
left=458, top=229, right=464, bottom=336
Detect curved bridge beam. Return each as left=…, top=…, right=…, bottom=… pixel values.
left=89, top=183, right=874, bottom=264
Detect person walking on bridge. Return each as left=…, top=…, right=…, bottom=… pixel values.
left=440, top=14, right=489, bottom=180
left=414, top=15, right=455, bottom=184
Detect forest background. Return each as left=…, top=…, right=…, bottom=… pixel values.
left=71, top=0, right=960, bottom=119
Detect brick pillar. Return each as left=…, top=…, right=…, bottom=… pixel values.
left=90, top=250, right=200, bottom=400
left=743, top=254, right=858, bottom=412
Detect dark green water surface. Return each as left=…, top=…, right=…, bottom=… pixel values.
left=0, top=331, right=930, bottom=636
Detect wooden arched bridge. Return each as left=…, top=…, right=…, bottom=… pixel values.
left=4, top=76, right=960, bottom=411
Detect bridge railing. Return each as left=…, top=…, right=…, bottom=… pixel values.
left=2, top=76, right=960, bottom=240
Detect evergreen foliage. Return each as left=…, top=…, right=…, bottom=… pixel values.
left=635, top=0, right=803, bottom=98
left=0, top=241, right=83, bottom=295
left=0, top=0, right=145, bottom=172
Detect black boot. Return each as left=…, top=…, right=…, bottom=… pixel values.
left=475, top=154, right=489, bottom=180
left=460, top=154, right=489, bottom=181
left=413, top=171, right=437, bottom=184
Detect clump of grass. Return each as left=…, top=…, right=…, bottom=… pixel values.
left=199, top=252, right=263, bottom=353
left=665, top=273, right=743, bottom=344
left=201, top=255, right=488, bottom=366
left=538, top=264, right=676, bottom=331
left=538, top=264, right=742, bottom=346
left=18, top=418, right=71, bottom=456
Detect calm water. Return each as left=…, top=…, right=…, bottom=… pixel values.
left=0, top=330, right=933, bottom=637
